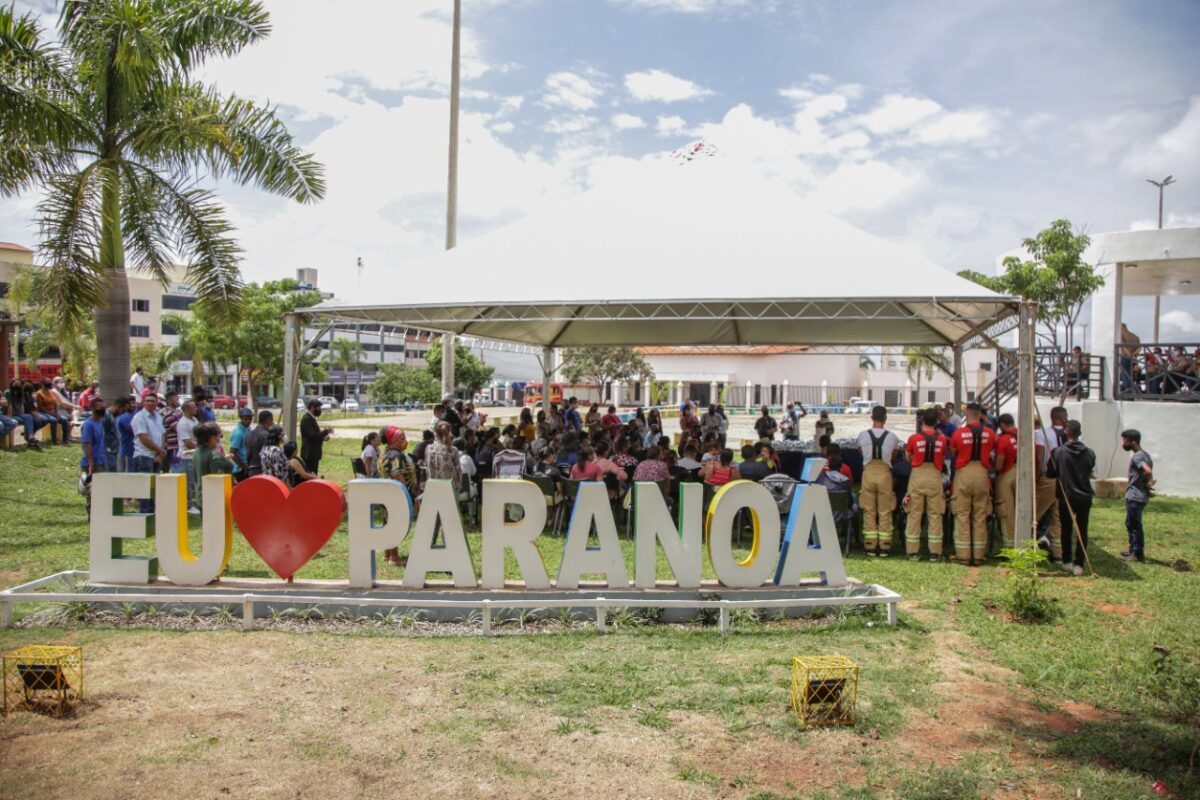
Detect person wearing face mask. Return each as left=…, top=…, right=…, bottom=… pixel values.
left=379, top=426, right=418, bottom=566
left=300, top=397, right=332, bottom=475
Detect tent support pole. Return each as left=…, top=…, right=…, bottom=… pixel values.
left=952, top=345, right=964, bottom=409
left=1014, top=302, right=1036, bottom=545
left=541, top=346, right=555, bottom=417
left=441, top=333, right=456, bottom=399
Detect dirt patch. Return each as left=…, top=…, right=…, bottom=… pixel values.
left=1092, top=601, right=1143, bottom=617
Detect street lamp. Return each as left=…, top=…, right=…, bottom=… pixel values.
left=1145, top=175, right=1175, bottom=341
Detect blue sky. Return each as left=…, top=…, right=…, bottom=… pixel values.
left=4, top=0, right=1200, bottom=340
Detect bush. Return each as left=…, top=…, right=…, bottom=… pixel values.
left=997, top=541, right=1061, bottom=623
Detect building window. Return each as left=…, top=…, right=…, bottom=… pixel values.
left=927, top=390, right=936, bottom=402
left=0, top=281, right=9, bottom=298
left=130, top=325, right=150, bottom=338
left=967, top=391, right=976, bottom=401
left=161, top=294, right=194, bottom=311
left=899, top=360, right=908, bottom=367
left=131, top=299, right=150, bottom=313
left=887, top=360, right=896, bottom=367
left=980, top=362, right=993, bottom=372
left=161, top=320, right=177, bottom=336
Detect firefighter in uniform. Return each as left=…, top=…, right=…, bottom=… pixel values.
left=904, top=407, right=949, bottom=561
left=1034, top=408, right=1065, bottom=561
left=856, top=405, right=901, bottom=556
left=949, top=402, right=995, bottom=565
left=992, top=413, right=1018, bottom=547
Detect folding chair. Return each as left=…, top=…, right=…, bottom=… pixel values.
left=528, top=474, right=560, bottom=534
left=556, top=479, right=583, bottom=536
left=350, top=457, right=368, bottom=478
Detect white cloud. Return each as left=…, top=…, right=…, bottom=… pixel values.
left=1161, top=310, right=1200, bottom=335
left=911, top=109, right=998, bottom=145
left=612, top=112, right=647, bottom=130
left=1129, top=211, right=1200, bottom=231
left=1121, top=96, right=1200, bottom=176
left=611, top=0, right=756, bottom=12
left=544, top=115, right=599, bottom=134
left=625, top=69, right=713, bottom=103
left=655, top=114, right=689, bottom=135
left=807, top=160, right=921, bottom=213
left=855, top=93, right=942, bottom=135
left=542, top=71, right=604, bottom=111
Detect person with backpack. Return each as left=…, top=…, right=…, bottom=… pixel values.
left=1120, top=429, right=1153, bottom=563
left=949, top=402, right=995, bottom=565
left=857, top=405, right=901, bottom=557
left=1051, top=420, right=1095, bottom=575
left=904, top=407, right=949, bottom=561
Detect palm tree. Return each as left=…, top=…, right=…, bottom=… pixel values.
left=0, top=2, right=324, bottom=402
left=324, top=339, right=365, bottom=404
left=903, top=346, right=953, bottom=406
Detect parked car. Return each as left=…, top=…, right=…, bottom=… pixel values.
left=342, top=398, right=360, bottom=412
left=237, top=395, right=250, bottom=408
left=255, top=395, right=283, bottom=409
left=316, top=396, right=339, bottom=410
left=846, top=400, right=872, bottom=414
left=210, top=394, right=236, bottom=409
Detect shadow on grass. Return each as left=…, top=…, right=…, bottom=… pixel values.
left=1015, top=715, right=1198, bottom=797
left=1084, top=548, right=1142, bottom=581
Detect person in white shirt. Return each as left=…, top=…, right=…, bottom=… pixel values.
left=175, top=400, right=200, bottom=512
left=360, top=431, right=380, bottom=477
left=131, top=394, right=166, bottom=512
left=129, top=367, right=146, bottom=397
left=857, top=406, right=902, bottom=556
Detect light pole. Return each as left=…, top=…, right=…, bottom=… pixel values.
left=441, top=0, right=462, bottom=399
left=1146, top=175, right=1175, bottom=342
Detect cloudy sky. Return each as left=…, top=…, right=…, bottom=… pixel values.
left=4, top=0, right=1200, bottom=341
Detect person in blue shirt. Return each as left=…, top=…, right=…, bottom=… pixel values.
left=193, top=389, right=217, bottom=423
left=563, top=397, right=583, bottom=433
left=229, top=406, right=253, bottom=481
left=117, top=402, right=136, bottom=473
left=103, top=396, right=126, bottom=468
left=936, top=406, right=957, bottom=438
left=80, top=402, right=107, bottom=514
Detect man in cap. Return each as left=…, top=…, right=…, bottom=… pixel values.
left=229, top=405, right=255, bottom=482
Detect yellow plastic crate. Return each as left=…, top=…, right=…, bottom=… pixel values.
left=790, top=655, right=858, bottom=727
left=3, top=646, right=84, bottom=717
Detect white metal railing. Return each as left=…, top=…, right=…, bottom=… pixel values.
left=1, top=571, right=901, bottom=634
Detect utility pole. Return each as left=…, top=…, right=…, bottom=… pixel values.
left=441, top=0, right=461, bottom=399
left=1146, top=175, right=1175, bottom=342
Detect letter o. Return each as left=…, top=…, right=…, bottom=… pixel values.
left=705, top=481, right=781, bottom=588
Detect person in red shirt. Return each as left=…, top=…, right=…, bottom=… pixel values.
left=821, top=442, right=853, bottom=480
left=904, top=407, right=948, bottom=561
left=77, top=381, right=100, bottom=413
left=600, top=405, right=623, bottom=442
left=992, top=413, right=1018, bottom=547
left=949, top=402, right=995, bottom=564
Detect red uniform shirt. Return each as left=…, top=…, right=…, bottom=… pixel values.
left=994, top=428, right=1018, bottom=474
left=906, top=427, right=947, bottom=470
left=950, top=423, right=995, bottom=470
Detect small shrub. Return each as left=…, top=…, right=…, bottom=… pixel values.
left=997, top=541, right=1061, bottom=623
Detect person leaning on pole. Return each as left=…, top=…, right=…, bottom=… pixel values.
left=948, top=402, right=995, bottom=566
left=1051, top=420, right=1095, bottom=576
left=904, top=407, right=949, bottom=562
left=857, top=405, right=901, bottom=557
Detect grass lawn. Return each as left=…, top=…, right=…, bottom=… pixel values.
left=1, top=438, right=1197, bottom=799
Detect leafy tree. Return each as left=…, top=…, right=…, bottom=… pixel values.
left=128, top=342, right=173, bottom=376
left=0, top=1, right=325, bottom=404
left=323, top=338, right=364, bottom=402
left=8, top=265, right=96, bottom=383
left=561, top=346, right=654, bottom=395
left=903, top=346, right=952, bottom=404
left=166, top=280, right=324, bottom=396
left=958, top=220, right=1102, bottom=352
left=424, top=340, right=494, bottom=394
left=371, top=364, right=440, bottom=405
left=858, top=352, right=877, bottom=371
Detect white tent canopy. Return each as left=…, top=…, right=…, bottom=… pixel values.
left=303, top=149, right=1016, bottom=347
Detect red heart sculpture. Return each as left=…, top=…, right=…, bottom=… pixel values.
left=230, top=477, right=345, bottom=580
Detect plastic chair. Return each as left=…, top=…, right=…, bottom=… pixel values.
left=350, top=457, right=368, bottom=478
left=556, top=479, right=583, bottom=536
left=528, top=474, right=560, bottom=533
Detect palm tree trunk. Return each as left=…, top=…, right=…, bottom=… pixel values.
left=96, top=170, right=130, bottom=403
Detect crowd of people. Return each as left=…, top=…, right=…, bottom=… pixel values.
left=9, top=374, right=1157, bottom=570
